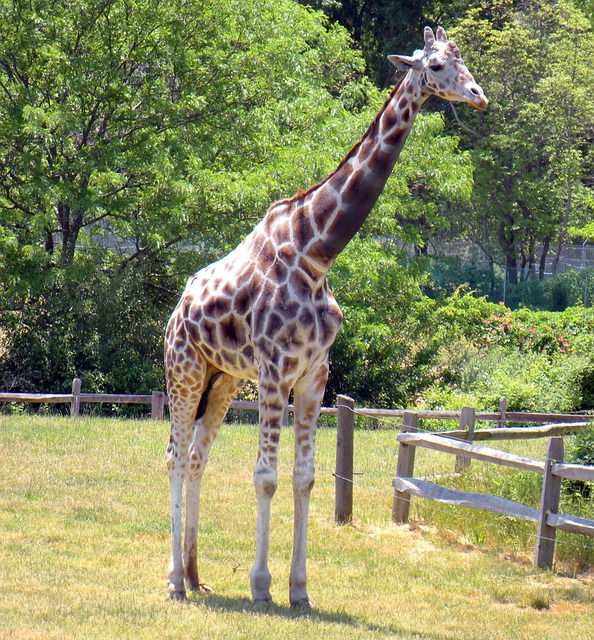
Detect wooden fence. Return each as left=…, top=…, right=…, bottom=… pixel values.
left=391, top=411, right=594, bottom=569
left=2, top=379, right=592, bottom=566
left=0, top=378, right=169, bottom=420
left=0, top=379, right=588, bottom=426
left=0, top=377, right=335, bottom=421
left=331, top=395, right=590, bottom=525
left=1, top=380, right=588, bottom=421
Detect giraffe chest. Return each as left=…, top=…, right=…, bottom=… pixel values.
left=176, top=258, right=342, bottom=380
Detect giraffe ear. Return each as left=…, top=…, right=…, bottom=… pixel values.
left=388, top=54, right=418, bottom=71
left=436, top=26, right=447, bottom=42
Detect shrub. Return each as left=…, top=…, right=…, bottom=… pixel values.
left=566, top=424, right=594, bottom=468
left=0, top=252, right=172, bottom=399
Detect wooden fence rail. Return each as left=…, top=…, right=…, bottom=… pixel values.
left=391, top=427, right=594, bottom=569
left=334, top=403, right=590, bottom=526
left=2, top=379, right=592, bottom=560
left=1, top=379, right=589, bottom=424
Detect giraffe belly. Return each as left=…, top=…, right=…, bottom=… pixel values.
left=185, top=310, right=258, bottom=381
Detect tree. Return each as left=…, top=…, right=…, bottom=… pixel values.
left=300, top=0, right=486, bottom=85
left=0, top=0, right=380, bottom=392
left=449, top=1, right=594, bottom=284
left=0, top=0, right=476, bottom=402
left=0, top=0, right=375, bottom=276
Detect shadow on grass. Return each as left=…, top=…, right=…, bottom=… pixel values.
left=185, top=592, right=455, bottom=640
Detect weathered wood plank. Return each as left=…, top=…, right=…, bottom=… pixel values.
left=534, top=437, right=564, bottom=569
left=335, top=395, right=355, bottom=524
left=445, top=422, right=589, bottom=442
left=352, top=408, right=585, bottom=423
left=392, top=477, right=539, bottom=522
left=151, top=391, right=165, bottom=420
left=79, top=393, right=153, bottom=404
left=397, top=432, right=545, bottom=473
left=552, top=462, right=594, bottom=482
left=503, top=412, right=587, bottom=423
left=455, top=406, right=475, bottom=472
left=347, top=408, right=501, bottom=421
left=71, top=378, right=81, bottom=417
left=392, top=412, right=419, bottom=524
left=0, top=393, right=72, bottom=403
left=546, top=513, right=594, bottom=537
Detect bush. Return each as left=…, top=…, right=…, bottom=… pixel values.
left=420, top=295, right=594, bottom=413
left=566, top=424, right=594, bottom=468
left=0, top=251, right=173, bottom=398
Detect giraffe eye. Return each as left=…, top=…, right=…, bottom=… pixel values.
left=429, top=63, right=444, bottom=72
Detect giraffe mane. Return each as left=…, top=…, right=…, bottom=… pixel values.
left=270, top=72, right=409, bottom=211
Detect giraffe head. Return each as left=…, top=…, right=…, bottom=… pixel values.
left=388, top=26, right=488, bottom=111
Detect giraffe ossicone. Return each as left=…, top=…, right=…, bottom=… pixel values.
left=164, top=26, right=487, bottom=607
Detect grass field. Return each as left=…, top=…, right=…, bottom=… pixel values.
left=1, top=415, right=593, bottom=639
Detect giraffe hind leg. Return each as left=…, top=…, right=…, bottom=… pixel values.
left=183, top=370, right=241, bottom=594
left=184, top=371, right=224, bottom=591
left=289, top=361, right=329, bottom=609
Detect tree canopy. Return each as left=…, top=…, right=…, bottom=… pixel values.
left=0, top=0, right=472, bottom=399
left=0, top=0, right=376, bottom=280
left=449, top=0, right=594, bottom=283
left=1, top=0, right=593, bottom=409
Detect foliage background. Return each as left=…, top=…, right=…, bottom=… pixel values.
left=0, top=0, right=593, bottom=417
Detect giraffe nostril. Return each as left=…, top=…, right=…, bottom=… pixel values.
left=470, top=86, right=480, bottom=96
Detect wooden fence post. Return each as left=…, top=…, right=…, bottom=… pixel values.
left=498, top=396, right=507, bottom=428
left=335, top=394, right=355, bottom=524
left=392, top=411, right=419, bottom=524
left=71, top=378, right=81, bottom=417
left=151, top=391, right=165, bottom=420
left=455, top=406, right=475, bottom=473
left=534, top=436, right=564, bottom=569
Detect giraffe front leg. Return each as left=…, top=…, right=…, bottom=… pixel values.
left=250, top=377, right=285, bottom=605
left=289, top=364, right=328, bottom=608
left=184, top=372, right=240, bottom=594
left=290, top=454, right=315, bottom=609
left=250, top=462, right=277, bottom=604
left=167, top=454, right=187, bottom=601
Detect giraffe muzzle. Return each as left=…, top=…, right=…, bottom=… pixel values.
left=466, top=83, right=488, bottom=110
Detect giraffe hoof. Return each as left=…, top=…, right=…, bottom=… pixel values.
left=251, top=596, right=273, bottom=609
left=167, top=590, right=187, bottom=602
left=290, top=597, right=311, bottom=610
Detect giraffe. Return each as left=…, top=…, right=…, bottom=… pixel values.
left=164, top=26, right=487, bottom=607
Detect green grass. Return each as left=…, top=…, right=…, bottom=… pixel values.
left=1, top=416, right=593, bottom=639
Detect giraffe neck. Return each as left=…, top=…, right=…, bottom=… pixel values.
left=297, top=70, right=428, bottom=269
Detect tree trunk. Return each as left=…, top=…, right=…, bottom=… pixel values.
left=498, top=219, right=518, bottom=285
left=552, top=182, right=573, bottom=274
left=539, top=236, right=551, bottom=280
left=56, top=202, right=83, bottom=266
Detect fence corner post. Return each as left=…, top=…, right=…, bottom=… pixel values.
left=534, top=436, right=564, bottom=569
left=498, top=396, right=507, bottom=428
left=151, top=390, right=165, bottom=421
left=392, top=411, right=419, bottom=524
left=71, top=378, right=81, bottom=418
left=455, top=406, right=475, bottom=473
left=335, top=394, right=355, bottom=524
